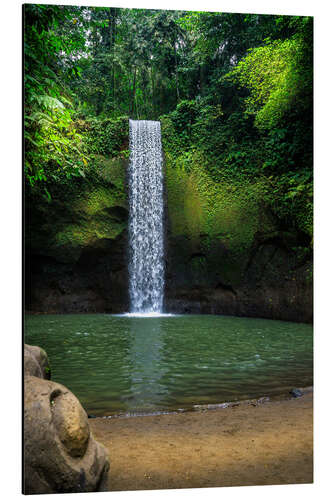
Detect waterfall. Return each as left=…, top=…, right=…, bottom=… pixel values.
left=128, top=119, right=165, bottom=313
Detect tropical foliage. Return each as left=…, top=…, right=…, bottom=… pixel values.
left=24, top=5, right=313, bottom=242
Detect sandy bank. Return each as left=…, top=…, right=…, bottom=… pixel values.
left=89, top=391, right=313, bottom=491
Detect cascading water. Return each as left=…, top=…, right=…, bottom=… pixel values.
left=128, top=119, right=165, bottom=314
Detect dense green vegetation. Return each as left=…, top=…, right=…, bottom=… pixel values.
left=24, top=5, right=313, bottom=251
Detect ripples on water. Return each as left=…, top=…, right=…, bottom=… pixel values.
left=25, top=314, right=313, bottom=416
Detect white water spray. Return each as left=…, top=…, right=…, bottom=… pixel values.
left=128, top=120, right=165, bottom=313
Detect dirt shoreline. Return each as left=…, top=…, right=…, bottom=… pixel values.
left=90, top=389, right=313, bottom=491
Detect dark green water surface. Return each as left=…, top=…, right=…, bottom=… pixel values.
left=25, top=314, right=313, bottom=416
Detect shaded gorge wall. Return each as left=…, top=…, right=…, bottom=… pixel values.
left=163, top=158, right=312, bottom=322
left=25, top=135, right=130, bottom=314
left=161, top=116, right=313, bottom=323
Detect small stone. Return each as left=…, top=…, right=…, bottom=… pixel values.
left=290, top=388, right=303, bottom=398
left=257, top=396, right=270, bottom=404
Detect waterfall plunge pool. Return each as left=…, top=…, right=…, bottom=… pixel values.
left=25, top=314, right=313, bottom=417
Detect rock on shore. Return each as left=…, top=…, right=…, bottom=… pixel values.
left=24, top=344, right=110, bottom=494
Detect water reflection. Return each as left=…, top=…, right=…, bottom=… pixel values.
left=126, top=318, right=167, bottom=411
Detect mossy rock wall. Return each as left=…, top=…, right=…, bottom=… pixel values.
left=165, top=155, right=277, bottom=283
left=26, top=155, right=130, bottom=313
left=164, top=153, right=313, bottom=322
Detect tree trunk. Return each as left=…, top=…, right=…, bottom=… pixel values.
left=150, top=66, right=156, bottom=118
left=174, top=42, right=180, bottom=102
left=109, top=8, right=117, bottom=108
left=200, top=63, right=205, bottom=96
left=142, top=71, right=148, bottom=119
left=130, top=68, right=137, bottom=117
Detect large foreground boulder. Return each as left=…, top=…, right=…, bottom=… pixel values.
left=24, top=344, right=110, bottom=494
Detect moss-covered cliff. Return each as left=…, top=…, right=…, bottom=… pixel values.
left=161, top=115, right=313, bottom=322
left=25, top=119, right=130, bottom=313
left=164, top=156, right=312, bottom=321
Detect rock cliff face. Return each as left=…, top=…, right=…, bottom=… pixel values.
left=25, top=150, right=312, bottom=322
left=164, top=233, right=312, bottom=322
left=163, top=159, right=313, bottom=323
left=25, top=157, right=129, bottom=314
left=26, top=235, right=128, bottom=313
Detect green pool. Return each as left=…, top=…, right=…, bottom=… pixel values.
left=24, top=314, right=313, bottom=416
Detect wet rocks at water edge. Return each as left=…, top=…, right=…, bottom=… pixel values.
left=24, top=344, right=110, bottom=494
left=290, top=388, right=303, bottom=398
